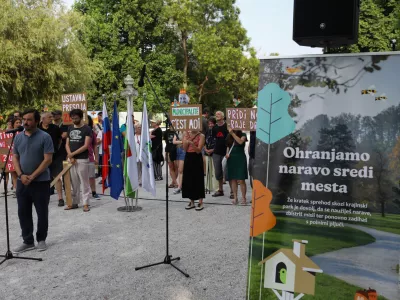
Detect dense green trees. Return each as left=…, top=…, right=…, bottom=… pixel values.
left=0, top=0, right=98, bottom=116
left=74, top=0, right=259, bottom=113
left=328, top=0, right=400, bottom=53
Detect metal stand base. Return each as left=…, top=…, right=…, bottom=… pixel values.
left=0, top=250, right=42, bottom=266
left=135, top=255, right=189, bottom=278
left=117, top=206, right=142, bottom=212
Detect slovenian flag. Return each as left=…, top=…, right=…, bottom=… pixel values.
left=110, top=100, right=124, bottom=200
left=102, top=101, right=111, bottom=193
left=124, top=97, right=139, bottom=198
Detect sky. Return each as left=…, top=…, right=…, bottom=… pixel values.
left=62, top=0, right=322, bottom=58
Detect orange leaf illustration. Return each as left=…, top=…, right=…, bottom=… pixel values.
left=250, top=180, right=276, bottom=237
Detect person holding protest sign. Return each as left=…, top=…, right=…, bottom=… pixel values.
left=12, top=109, right=54, bottom=253
left=182, top=130, right=205, bottom=210
left=65, top=109, right=92, bottom=212
left=226, top=127, right=248, bottom=205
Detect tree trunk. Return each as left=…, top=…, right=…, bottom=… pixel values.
left=381, top=199, right=385, bottom=217
left=182, top=31, right=188, bottom=90
left=198, top=76, right=209, bottom=103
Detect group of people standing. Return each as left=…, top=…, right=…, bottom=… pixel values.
left=159, top=109, right=250, bottom=211
left=1, top=108, right=104, bottom=254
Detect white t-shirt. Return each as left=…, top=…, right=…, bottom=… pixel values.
left=97, top=130, right=103, bottom=155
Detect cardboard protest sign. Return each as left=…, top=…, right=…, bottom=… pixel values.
left=62, top=93, right=88, bottom=125
left=0, top=131, right=16, bottom=172
left=226, top=108, right=257, bottom=131
left=170, top=104, right=202, bottom=131
left=247, top=52, right=400, bottom=300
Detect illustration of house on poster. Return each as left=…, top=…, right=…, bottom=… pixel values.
left=259, top=240, right=323, bottom=299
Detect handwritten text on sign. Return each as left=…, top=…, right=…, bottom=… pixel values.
left=0, top=131, right=17, bottom=171
left=61, top=93, right=88, bottom=125
left=226, top=108, right=257, bottom=131
left=170, top=105, right=202, bottom=131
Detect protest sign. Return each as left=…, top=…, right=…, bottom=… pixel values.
left=61, top=93, right=88, bottom=125
left=226, top=108, right=257, bottom=131
left=0, top=131, right=16, bottom=172
left=247, top=52, right=400, bottom=300
left=170, top=104, right=202, bottom=131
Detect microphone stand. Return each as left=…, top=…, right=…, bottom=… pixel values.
left=0, top=132, right=42, bottom=266
left=135, top=71, right=189, bottom=277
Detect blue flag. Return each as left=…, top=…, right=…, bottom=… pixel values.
left=110, top=100, right=124, bottom=200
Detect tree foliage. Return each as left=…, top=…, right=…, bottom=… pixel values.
left=0, top=0, right=98, bottom=115
left=74, top=0, right=259, bottom=113
left=328, top=0, right=400, bottom=53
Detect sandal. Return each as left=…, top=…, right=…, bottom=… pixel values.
left=83, top=205, right=90, bottom=212
left=212, top=190, right=224, bottom=197
left=229, top=193, right=234, bottom=199
left=168, top=184, right=175, bottom=188
left=240, top=199, right=247, bottom=205
left=185, top=203, right=195, bottom=210
left=64, top=204, right=79, bottom=210
left=232, top=199, right=238, bottom=205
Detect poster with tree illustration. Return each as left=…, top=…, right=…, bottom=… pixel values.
left=247, top=52, right=400, bottom=300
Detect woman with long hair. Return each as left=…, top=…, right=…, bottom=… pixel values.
left=182, top=130, right=206, bottom=210
left=225, top=127, right=248, bottom=205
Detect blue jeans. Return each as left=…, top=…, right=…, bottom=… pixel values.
left=16, top=180, right=50, bottom=244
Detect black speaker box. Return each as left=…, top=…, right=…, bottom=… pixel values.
left=293, top=0, right=360, bottom=47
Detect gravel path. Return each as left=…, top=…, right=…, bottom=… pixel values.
left=312, top=224, right=400, bottom=300
left=0, top=177, right=252, bottom=300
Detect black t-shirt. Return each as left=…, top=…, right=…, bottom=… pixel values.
left=39, top=123, right=61, bottom=155
left=151, top=127, right=163, bottom=151
left=68, top=124, right=92, bottom=159
left=212, top=122, right=228, bottom=155
left=163, top=129, right=176, bottom=153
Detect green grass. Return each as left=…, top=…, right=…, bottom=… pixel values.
left=247, top=216, right=379, bottom=299
left=358, top=213, right=400, bottom=235
left=270, top=205, right=400, bottom=235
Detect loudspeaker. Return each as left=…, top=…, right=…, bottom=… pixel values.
left=293, top=0, right=360, bottom=47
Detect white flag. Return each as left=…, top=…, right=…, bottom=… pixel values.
left=140, top=101, right=156, bottom=196
left=126, top=98, right=139, bottom=192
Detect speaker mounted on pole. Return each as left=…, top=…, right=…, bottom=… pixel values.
left=293, top=0, right=360, bottom=48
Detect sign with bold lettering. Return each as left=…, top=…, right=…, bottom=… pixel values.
left=247, top=52, right=400, bottom=300
left=0, top=131, right=16, bottom=171
left=61, top=93, right=88, bottom=125
left=170, top=104, right=202, bottom=131
left=226, top=108, right=257, bottom=131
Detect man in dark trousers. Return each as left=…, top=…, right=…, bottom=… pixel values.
left=39, top=112, right=61, bottom=201
left=13, top=109, right=54, bottom=253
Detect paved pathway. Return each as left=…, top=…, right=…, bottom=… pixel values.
left=312, top=224, right=400, bottom=300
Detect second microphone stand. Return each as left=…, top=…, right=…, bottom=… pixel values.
left=135, top=72, right=189, bottom=278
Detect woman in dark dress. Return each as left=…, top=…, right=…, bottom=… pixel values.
left=182, top=130, right=206, bottom=211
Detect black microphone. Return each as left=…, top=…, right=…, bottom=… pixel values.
left=138, top=65, right=146, bottom=87
left=6, top=126, right=24, bottom=134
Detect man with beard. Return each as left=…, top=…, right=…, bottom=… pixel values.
left=12, top=109, right=54, bottom=253
left=65, top=109, right=92, bottom=212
